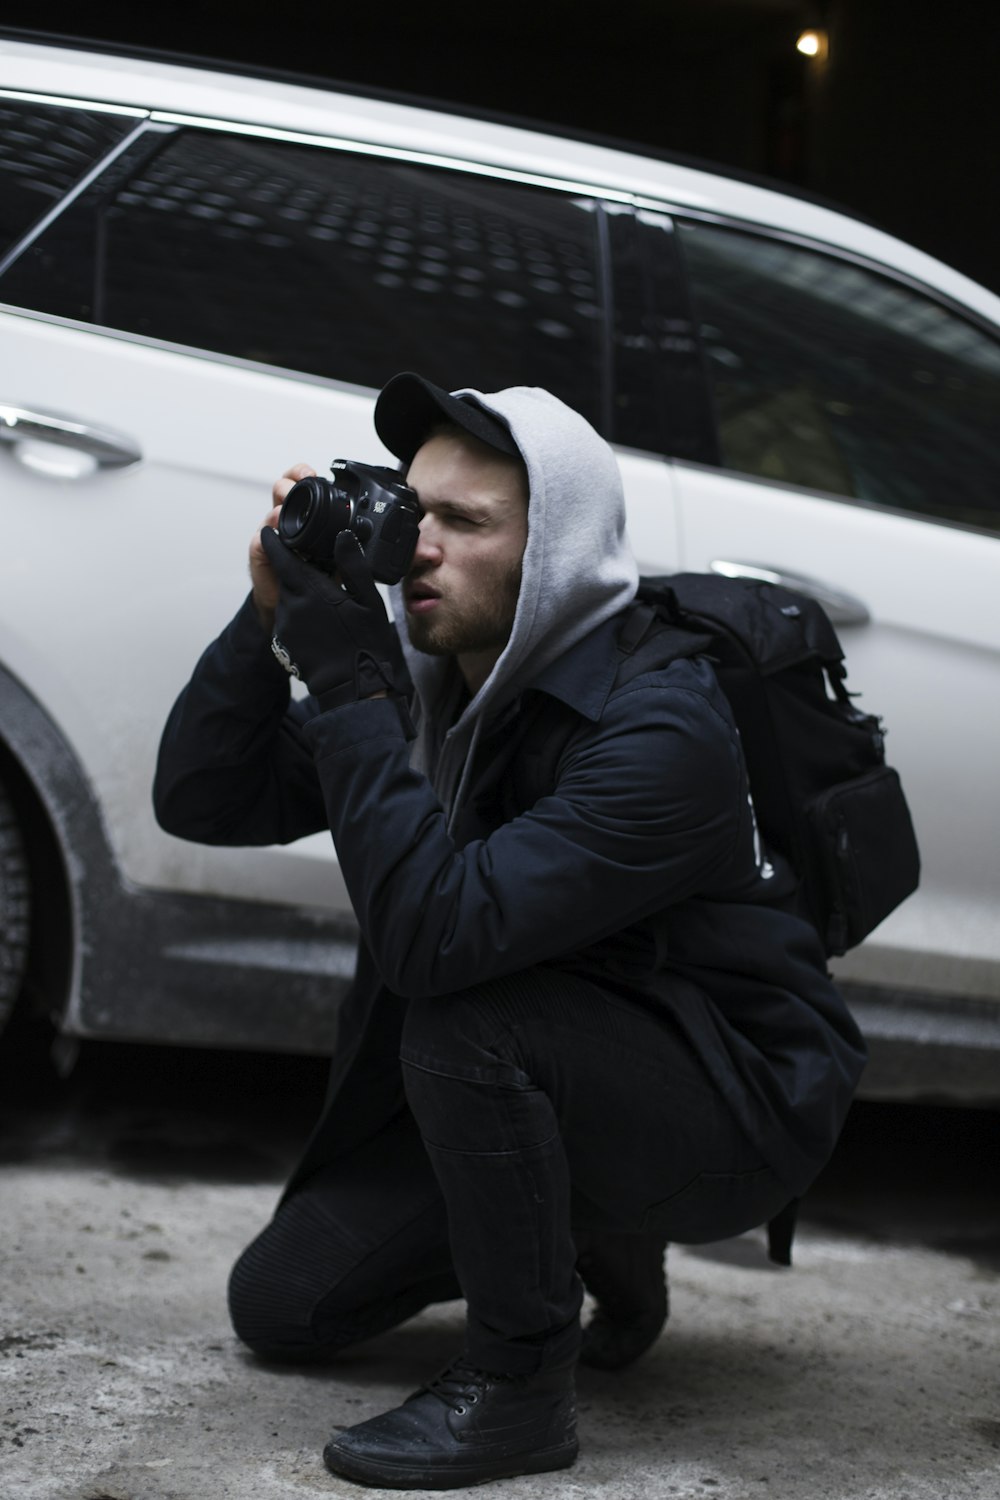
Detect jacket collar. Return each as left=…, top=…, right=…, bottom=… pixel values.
left=525, top=611, right=624, bottom=722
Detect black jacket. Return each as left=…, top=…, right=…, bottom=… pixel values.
left=154, top=594, right=866, bottom=1197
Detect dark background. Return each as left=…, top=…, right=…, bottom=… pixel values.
left=3, top=0, right=998, bottom=295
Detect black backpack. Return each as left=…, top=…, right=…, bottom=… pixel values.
left=617, top=574, right=921, bottom=959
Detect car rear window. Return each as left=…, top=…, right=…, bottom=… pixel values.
left=678, top=219, right=1000, bottom=535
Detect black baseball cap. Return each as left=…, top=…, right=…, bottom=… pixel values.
left=374, top=372, right=521, bottom=465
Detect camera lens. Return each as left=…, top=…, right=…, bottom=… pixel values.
left=278, top=476, right=351, bottom=568
left=279, top=478, right=319, bottom=541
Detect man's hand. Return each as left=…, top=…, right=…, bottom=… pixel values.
left=250, top=463, right=316, bottom=632
left=260, top=527, right=408, bottom=711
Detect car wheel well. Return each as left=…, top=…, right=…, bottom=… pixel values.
left=0, top=737, right=74, bottom=1034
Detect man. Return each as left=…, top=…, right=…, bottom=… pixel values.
left=154, top=373, right=865, bottom=1489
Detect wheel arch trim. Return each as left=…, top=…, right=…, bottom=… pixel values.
left=0, top=661, right=120, bottom=1029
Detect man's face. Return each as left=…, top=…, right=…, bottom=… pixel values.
left=401, top=430, right=529, bottom=691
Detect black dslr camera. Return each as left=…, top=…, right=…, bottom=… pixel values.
left=278, top=460, right=422, bottom=585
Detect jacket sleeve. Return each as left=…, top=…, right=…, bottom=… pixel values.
left=303, top=670, right=749, bottom=998
left=153, top=593, right=328, bottom=846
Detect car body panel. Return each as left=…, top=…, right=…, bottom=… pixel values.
left=0, top=305, right=366, bottom=906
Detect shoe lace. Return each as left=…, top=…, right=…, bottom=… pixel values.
left=421, top=1358, right=504, bottom=1414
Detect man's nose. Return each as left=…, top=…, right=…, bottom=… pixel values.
left=412, top=515, right=443, bottom=566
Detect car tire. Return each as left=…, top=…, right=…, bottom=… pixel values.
left=0, top=778, right=31, bottom=1036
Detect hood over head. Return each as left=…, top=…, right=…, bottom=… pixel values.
left=380, top=375, right=638, bottom=821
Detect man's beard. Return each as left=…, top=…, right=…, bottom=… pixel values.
left=406, top=559, right=522, bottom=660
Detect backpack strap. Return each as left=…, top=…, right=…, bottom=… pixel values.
left=614, top=600, right=716, bottom=688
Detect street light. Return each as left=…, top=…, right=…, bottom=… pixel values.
left=796, top=29, right=829, bottom=59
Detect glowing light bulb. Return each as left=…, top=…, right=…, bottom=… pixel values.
left=796, top=29, right=827, bottom=58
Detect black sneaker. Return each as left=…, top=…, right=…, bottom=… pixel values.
left=322, top=1355, right=578, bottom=1490
left=577, top=1231, right=669, bottom=1371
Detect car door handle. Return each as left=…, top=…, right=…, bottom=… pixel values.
left=0, top=404, right=142, bottom=473
left=710, top=559, right=871, bottom=627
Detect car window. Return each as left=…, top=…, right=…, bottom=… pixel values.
left=0, top=99, right=135, bottom=260
left=677, top=219, right=1000, bottom=534
left=0, top=124, right=607, bottom=429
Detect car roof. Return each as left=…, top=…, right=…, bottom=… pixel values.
left=3, top=32, right=999, bottom=326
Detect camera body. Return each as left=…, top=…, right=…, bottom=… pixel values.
left=278, top=459, right=422, bottom=585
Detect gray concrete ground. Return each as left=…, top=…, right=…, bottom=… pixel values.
left=1, top=1045, right=998, bottom=1500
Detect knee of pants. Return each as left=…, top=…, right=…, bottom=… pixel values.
left=226, top=1212, right=356, bottom=1362
left=226, top=1238, right=314, bottom=1361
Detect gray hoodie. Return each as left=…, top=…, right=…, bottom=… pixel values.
left=389, top=385, right=639, bottom=825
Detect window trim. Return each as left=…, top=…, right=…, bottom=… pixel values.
left=0, top=295, right=409, bottom=404
left=0, top=86, right=147, bottom=117
left=147, top=109, right=636, bottom=205
left=669, top=455, right=1000, bottom=545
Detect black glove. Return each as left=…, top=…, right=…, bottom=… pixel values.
left=260, top=527, right=411, bottom=713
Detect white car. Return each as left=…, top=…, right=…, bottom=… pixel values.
left=1, top=35, right=998, bottom=1098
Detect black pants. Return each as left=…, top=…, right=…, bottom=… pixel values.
left=229, top=968, right=789, bottom=1374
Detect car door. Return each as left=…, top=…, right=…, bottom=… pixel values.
left=1, top=300, right=378, bottom=910
left=664, top=217, right=1000, bottom=1005
left=0, top=95, right=647, bottom=922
